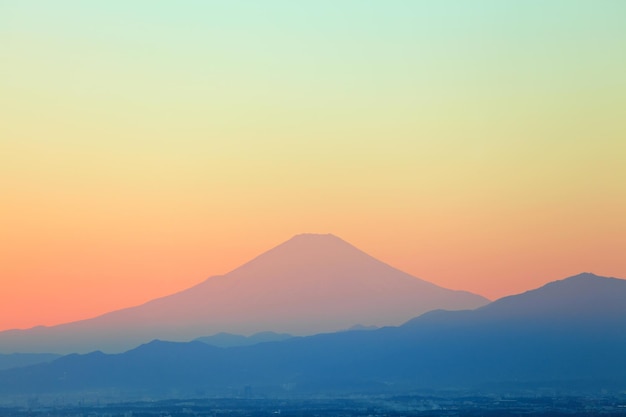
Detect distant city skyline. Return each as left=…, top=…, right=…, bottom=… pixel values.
left=1, top=1, right=625, bottom=331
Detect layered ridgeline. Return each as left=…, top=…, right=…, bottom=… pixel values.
left=0, top=234, right=487, bottom=354
left=1, top=273, right=624, bottom=398
left=194, top=331, right=293, bottom=348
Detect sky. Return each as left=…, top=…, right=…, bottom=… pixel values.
left=1, top=1, right=625, bottom=332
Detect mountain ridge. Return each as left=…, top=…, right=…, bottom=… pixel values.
left=1, top=272, right=623, bottom=398
left=0, top=233, right=488, bottom=354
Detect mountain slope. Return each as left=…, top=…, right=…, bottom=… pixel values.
left=1, top=273, right=623, bottom=398
left=0, top=234, right=488, bottom=354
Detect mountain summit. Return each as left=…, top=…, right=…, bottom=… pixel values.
left=0, top=234, right=488, bottom=354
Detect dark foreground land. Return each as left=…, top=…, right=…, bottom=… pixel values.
left=3, top=394, right=626, bottom=417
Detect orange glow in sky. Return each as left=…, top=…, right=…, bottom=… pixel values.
left=1, top=1, right=625, bottom=331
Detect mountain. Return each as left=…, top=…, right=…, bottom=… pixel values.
left=195, top=331, right=293, bottom=347
left=1, top=273, right=624, bottom=399
left=0, top=234, right=488, bottom=354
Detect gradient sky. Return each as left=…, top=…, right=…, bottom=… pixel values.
left=1, top=1, right=625, bottom=331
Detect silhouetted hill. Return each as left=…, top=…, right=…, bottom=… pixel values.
left=1, top=273, right=624, bottom=398
left=405, top=272, right=626, bottom=325
left=477, top=272, right=626, bottom=320
left=0, top=234, right=487, bottom=354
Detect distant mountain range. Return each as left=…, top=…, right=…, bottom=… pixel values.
left=194, top=327, right=376, bottom=348
left=1, top=273, right=624, bottom=399
left=0, top=234, right=487, bottom=354
left=195, top=331, right=293, bottom=348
